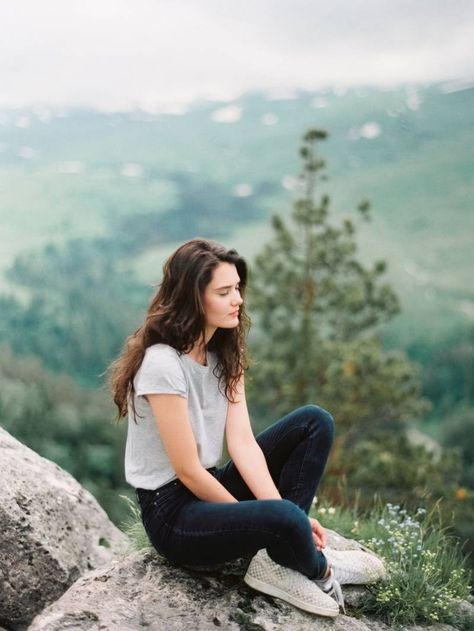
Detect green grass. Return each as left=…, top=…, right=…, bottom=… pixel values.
left=311, top=500, right=473, bottom=628
left=118, top=494, right=153, bottom=553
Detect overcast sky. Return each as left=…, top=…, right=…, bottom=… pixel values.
left=1, top=0, right=473, bottom=111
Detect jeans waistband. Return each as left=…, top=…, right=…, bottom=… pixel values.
left=136, top=466, right=217, bottom=498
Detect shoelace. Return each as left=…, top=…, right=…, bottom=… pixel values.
left=315, top=567, right=346, bottom=614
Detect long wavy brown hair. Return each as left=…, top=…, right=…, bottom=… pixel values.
left=108, top=238, right=251, bottom=422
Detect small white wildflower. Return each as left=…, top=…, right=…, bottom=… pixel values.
left=328, top=507, right=336, bottom=515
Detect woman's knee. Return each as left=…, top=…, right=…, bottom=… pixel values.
left=264, top=499, right=311, bottom=536
left=301, top=404, right=335, bottom=442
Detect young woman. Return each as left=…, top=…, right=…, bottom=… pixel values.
left=109, top=238, right=384, bottom=618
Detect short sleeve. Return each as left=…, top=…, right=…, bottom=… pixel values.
left=134, top=346, right=188, bottom=399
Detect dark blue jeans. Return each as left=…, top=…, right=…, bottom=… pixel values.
left=136, top=404, right=335, bottom=580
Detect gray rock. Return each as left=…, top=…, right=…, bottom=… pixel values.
left=359, top=619, right=393, bottom=631
left=404, top=626, right=457, bottom=631
left=3, top=427, right=470, bottom=631
left=32, top=547, right=465, bottom=631
left=25, top=520, right=469, bottom=631
left=28, top=549, right=377, bottom=631
left=0, top=427, right=129, bottom=630
left=326, top=529, right=364, bottom=551
left=362, top=619, right=458, bottom=631
left=455, top=598, right=474, bottom=625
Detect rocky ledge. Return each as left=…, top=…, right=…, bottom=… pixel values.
left=28, top=540, right=472, bottom=631
left=0, top=427, right=128, bottom=630
left=1, top=425, right=472, bottom=631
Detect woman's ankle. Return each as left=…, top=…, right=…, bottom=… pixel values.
left=315, top=562, right=331, bottom=581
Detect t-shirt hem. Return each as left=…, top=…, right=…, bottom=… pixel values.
left=135, top=390, right=188, bottom=399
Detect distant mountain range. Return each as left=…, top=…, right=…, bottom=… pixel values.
left=1, top=81, right=473, bottom=347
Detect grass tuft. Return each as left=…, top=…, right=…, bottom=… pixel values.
left=118, top=494, right=153, bottom=552
left=311, top=499, right=473, bottom=628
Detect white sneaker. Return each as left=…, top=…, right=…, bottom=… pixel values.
left=244, top=549, right=339, bottom=618
left=322, top=548, right=387, bottom=585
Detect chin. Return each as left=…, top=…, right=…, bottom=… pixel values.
left=219, top=321, right=239, bottom=329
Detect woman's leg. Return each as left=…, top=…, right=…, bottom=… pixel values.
left=216, top=404, right=335, bottom=513
left=150, top=493, right=327, bottom=579
left=138, top=404, right=334, bottom=579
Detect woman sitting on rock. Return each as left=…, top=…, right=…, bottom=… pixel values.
left=109, top=237, right=385, bottom=618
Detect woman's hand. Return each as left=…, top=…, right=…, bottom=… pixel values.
left=308, top=517, right=327, bottom=551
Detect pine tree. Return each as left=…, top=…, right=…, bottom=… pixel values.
left=247, top=129, right=430, bottom=452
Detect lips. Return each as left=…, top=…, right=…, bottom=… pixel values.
left=229, top=310, right=239, bottom=316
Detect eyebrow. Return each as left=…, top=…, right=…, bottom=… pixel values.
left=215, top=282, right=241, bottom=290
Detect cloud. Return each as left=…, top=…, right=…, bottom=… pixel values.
left=0, top=0, right=472, bottom=110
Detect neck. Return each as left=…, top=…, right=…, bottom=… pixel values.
left=188, top=346, right=207, bottom=366
left=204, top=325, right=216, bottom=344
left=188, top=326, right=217, bottom=364
left=189, top=339, right=208, bottom=366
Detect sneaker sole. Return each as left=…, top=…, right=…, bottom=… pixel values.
left=243, top=573, right=339, bottom=618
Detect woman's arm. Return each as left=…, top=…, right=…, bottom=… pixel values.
left=147, top=393, right=238, bottom=503
left=225, top=378, right=327, bottom=548
left=225, top=375, right=282, bottom=500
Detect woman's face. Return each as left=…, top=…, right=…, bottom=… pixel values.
left=202, top=262, right=243, bottom=332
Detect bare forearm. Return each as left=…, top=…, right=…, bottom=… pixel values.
left=230, top=442, right=281, bottom=500
left=178, top=466, right=238, bottom=503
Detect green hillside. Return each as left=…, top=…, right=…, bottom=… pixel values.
left=0, top=82, right=473, bottom=350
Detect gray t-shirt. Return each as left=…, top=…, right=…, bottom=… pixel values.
left=125, top=343, right=229, bottom=490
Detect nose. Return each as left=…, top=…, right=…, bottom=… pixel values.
left=232, top=290, right=243, bottom=306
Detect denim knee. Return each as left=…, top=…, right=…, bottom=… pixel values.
left=303, top=404, right=335, bottom=443
left=272, top=499, right=311, bottom=537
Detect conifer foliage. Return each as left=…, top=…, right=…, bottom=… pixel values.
left=247, top=129, right=430, bottom=461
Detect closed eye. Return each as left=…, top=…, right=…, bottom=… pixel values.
left=218, top=284, right=240, bottom=296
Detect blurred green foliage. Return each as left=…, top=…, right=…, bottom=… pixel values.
left=0, top=239, right=146, bottom=386
left=0, top=346, right=130, bottom=524
left=442, top=405, right=474, bottom=489
left=412, top=328, right=474, bottom=425
left=246, top=129, right=473, bottom=567
left=247, top=128, right=428, bottom=440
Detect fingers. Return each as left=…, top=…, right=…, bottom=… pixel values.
left=312, top=527, right=326, bottom=550
left=308, top=517, right=327, bottom=550
left=320, top=529, right=327, bottom=548
left=312, top=531, right=324, bottom=551
left=312, top=520, right=327, bottom=548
